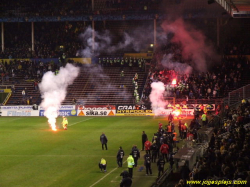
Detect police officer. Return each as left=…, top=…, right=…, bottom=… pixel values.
left=157, top=156, right=165, bottom=177
left=102, top=57, right=106, bottom=66
left=117, top=146, right=125, bottom=167
left=142, top=131, right=147, bottom=151
left=120, top=170, right=129, bottom=178
left=131, top=145, right=140, bottom=167
left=100, top=132, right=108, bottom=150
left=144, top=153, right=152, bottom=176
left=150, top=141, right=158, bottom=163
left=120, top=170, right=132, bottom=187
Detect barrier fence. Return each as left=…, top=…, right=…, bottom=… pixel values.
left=0, top=103, right=217, bottom=116
left=228, top=84, right=250, bottom=107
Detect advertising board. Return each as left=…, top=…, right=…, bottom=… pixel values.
left=116, top=104, right=154, bottom=116
left=77, top=105, right=116, bottom=116
left=39, top=110, right=77, bottom=116
left=39, top=105, right=75, bottom=110
left=0, top=105, right=39, bottom=116
left=1, top=106, right=34, bottom=110
left=39, top=105, right=77, bottom=116
left=165, top=104, right=215, bottom=111
left=155, top=109, right=194, bottom=116
left=1, top=110, right=39, bottom=116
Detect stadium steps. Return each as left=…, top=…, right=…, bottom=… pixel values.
left=6, top=65, right=147, bottom=106
left=62, top=66, right=147, bottom=105
left=7, top=79, right=41, bottom=105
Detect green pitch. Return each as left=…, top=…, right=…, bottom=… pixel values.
left=0, top=116, right=185, bottom=187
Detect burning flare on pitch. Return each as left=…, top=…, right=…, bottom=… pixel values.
left=46, top=106, right=58, bottom=131
left=173, top=109, right=181, bottom=117
left=39, top=64, right=80, bottom=131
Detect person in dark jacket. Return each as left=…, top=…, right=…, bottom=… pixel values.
left=117, top=146, right=125, bottom=167
left=120, top=176, right=132, bottom=187
left=131, top=145, right=140, bottom=167
left=157, top=156, right=165, bottom=177
left=150, top=141, right=158, bottom=163
left=120, top=170, right=130, bottom=178
left=100, top=132, right=108, bottom=150
left=142, top=131, right=147, bottom=151
left=144, top=153, right=152, bottom=175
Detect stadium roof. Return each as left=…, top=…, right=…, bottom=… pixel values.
left=215, top=0, right=250, bottom=18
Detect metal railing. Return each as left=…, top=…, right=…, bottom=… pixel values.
left=0, top=85, right=13, bottom=89
left=222, top=84, right=250, bottom=113
left=227, top=84, right=250, bottom=107
left=2, top=92, right=12, bottom=105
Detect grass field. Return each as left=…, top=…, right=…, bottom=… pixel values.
left=0, top=116, right=188, bottom=187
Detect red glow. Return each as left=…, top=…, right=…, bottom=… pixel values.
left=172, top=79, right=177, bottom=85
left=173, top=109, right=181, bottom=117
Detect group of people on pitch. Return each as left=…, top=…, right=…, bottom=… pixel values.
left=142, top=122, right=176, bottom=179
left=98, top=122, right=178, bottom=187
left=99, top=132, right=133, bottom=187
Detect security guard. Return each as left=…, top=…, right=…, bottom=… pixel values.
left=62, top=116, right=68, bottom=130
left=157, top=156, right=165, bottom=177
left=136, top=93, right=140, bottom=103
left=127, top=153, right=135, bottom=178
left=99, top=158, right=107, bottom=172
left=117, top=146, right=125, bottom=167
left=201, top=113, right=207, bottom=127
left=131, top=145, right=140, bottom=167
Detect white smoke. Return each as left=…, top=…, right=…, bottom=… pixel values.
left=78, top=26, right=150, bottom=57
left=39, top=63, right=80, bottom=130
left=149, top=82, right=167, bottom=116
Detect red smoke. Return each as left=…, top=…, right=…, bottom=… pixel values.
left=161, top=18, right=217, bottom=72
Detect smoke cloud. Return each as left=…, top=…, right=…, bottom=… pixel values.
left=161, top=53, right=193, bottom=75
left=39, top=63, right=80, bottom=130
left=76, top=64, right=131, bottom=105
left=78, top=25, right=153, bottom=57
left=149, top=82, right=167, bottom=116
left=160, top=18, right=218, bottom=73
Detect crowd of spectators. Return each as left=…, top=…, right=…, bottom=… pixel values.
left=223, top=42, right=250, bottom=55
left=0, top=22, right=88, bottom=59
left=0, top=59, right=61, bottom=84
left=142, top=48, right=249, bottom=102
left=0, top=0, right=162, bottom=18
left=1, top=0, right=91, bottom=17
left=175, top=100, right=250, bottom=187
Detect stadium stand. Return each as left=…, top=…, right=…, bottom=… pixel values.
left=1, top=0, right=250, bottom=186
left=171, top=100, right=250, bottom=187
left=62, top=65, right=147, bottom=105
left=5, top=63, right=147, bottom=105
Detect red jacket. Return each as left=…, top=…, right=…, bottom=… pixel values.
left=181, top=124, right=187, bottom=131
left=167, top=125, right=172, bottom=133
left=173, top=132, right=177, bottom=141
left=160, top=144, right=169, bottom=154
left=144, top=140, right=152, bottom=151
left=159, top=123, right=163, bottom=129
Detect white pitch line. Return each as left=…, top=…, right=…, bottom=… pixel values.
left=0, top=118, right=21, bottom=123
left=89, top=160, right=127, bottom=187
left=68, top=118, right=93, bottom=126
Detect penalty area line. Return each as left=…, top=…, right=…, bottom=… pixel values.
left=68, top=118, right=93, bottom=127
left=89, top=160, right=127, bottom=187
